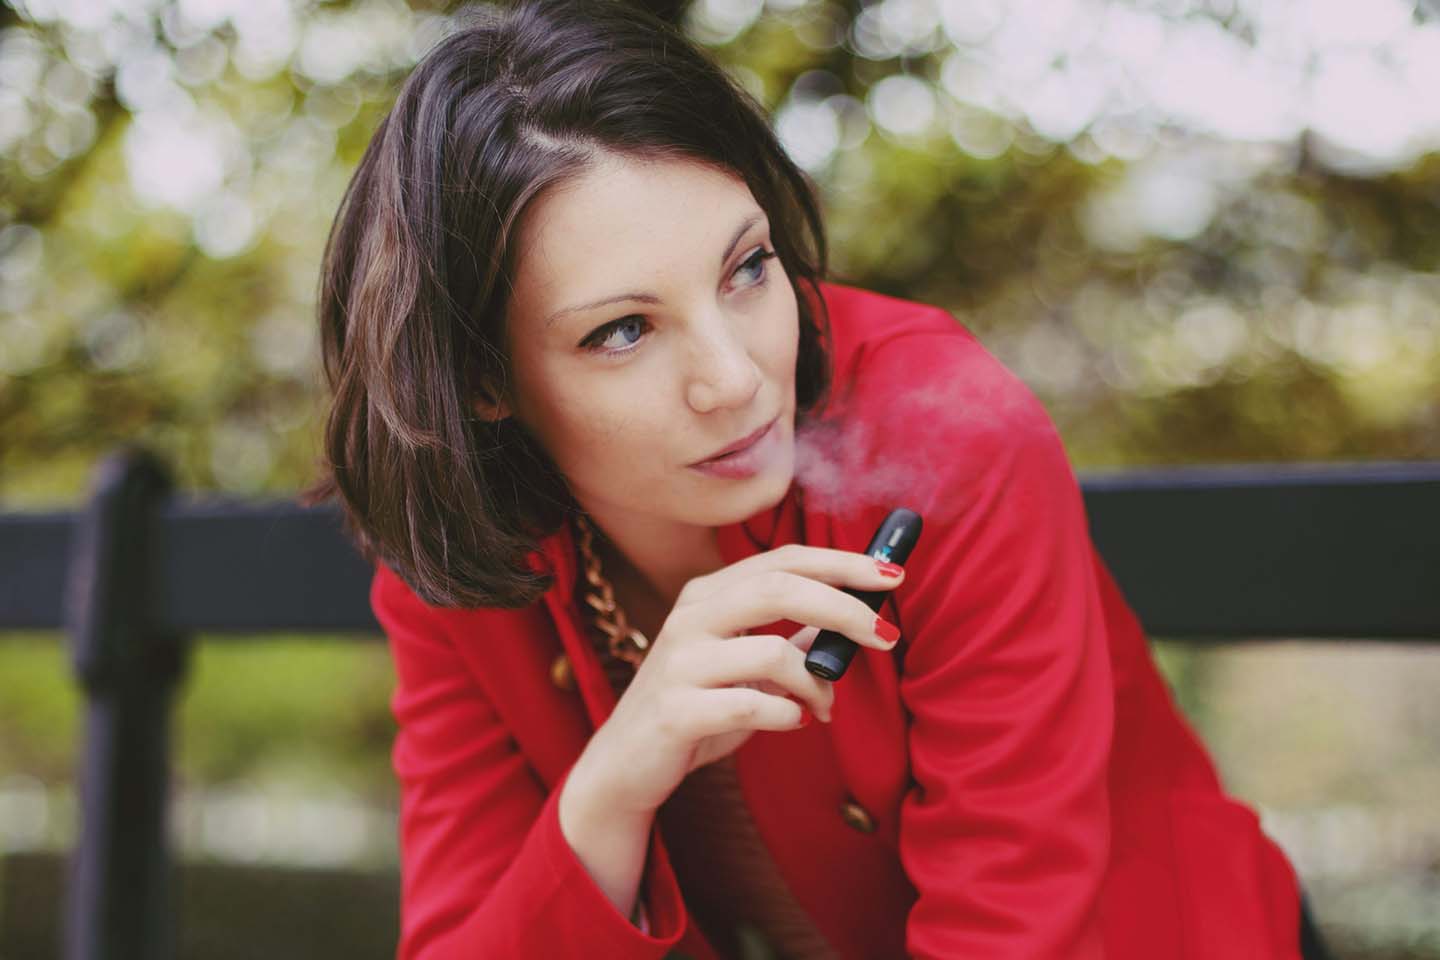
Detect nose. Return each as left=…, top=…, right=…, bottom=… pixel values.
left=684, top=308, right=762, bottom=413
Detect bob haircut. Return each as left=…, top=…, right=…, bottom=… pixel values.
left=307, top=0, right=834, bottom=610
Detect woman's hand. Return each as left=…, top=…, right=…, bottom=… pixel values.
left=569, top=543, right=906, bottom=819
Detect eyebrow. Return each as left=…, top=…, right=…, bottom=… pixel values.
left=543, top=213, right=767, bottom=329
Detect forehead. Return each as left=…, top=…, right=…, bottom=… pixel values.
left=509, top=155, right=764, bottom=302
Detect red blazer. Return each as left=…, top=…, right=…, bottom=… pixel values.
left=371, top=281, right=1305, bottom=959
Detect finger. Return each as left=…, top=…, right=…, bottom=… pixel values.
left=682, top=543, right=904, bottom=604
left=734, top=678, right=796, bottom=705
left=687, top=570, right=902, bottom=652
left=682, top=685, right=810, bottom=736
left=786, top=624, right=822, bottom=653
left=680, top=634, right=834, bottom=722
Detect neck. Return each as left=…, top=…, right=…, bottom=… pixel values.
left=582, top=511, right=726, bottom=613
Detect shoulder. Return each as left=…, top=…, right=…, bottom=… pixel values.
left=815, top=280, right=962, bottom=366
left=817, top=280, right=1045, bottom=434
left=799, top=284, right=1075, bottom=553
left=371, top=562, right=550, bottom=704
left=370, top=562, right=493, bottom=649
left=370, top=561, right=554, bottom=648
left=814, top=283, right=1061, bottom=477
left=371, top=562, right=437, bottom=631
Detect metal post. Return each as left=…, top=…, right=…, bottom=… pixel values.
left=64, top=448, right=189, bottom=960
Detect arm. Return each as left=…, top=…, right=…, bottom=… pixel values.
left=849, top=325, right=1114, bottom=958
left=371, top=566, right=685, bottom=959
left=558, top=759, right=654, bottom=922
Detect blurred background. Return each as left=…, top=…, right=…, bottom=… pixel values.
left=1, top=0, right=1437, bottom=956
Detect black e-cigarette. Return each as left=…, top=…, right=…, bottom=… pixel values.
left=804, top=507, right=923, bottom=681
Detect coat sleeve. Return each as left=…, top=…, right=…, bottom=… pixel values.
left=846, top=323, right=1115, bottom=958
left=370, top=565, right=688, bottom=959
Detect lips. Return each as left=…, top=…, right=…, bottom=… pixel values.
left=693, top=417, right=776, bottom=465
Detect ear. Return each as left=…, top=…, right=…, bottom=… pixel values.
left=471, top=381, right=513, bottom=422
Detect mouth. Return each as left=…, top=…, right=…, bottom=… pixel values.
left=691, top=416, right=778, bottom=466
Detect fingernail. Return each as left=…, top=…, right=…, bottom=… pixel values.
left=874, top=616, right=901, bottom=646
left=875, top=560, right=904, bottom=578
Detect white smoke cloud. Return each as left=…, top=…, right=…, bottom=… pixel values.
left=792, top=337, right=1037, bottom=523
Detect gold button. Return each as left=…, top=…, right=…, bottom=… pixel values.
left=839, top=800, right=875, bottom=834
left=549, top=654, right=576, bottom=692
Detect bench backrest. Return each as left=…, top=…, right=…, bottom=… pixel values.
left=2, top=450, right=1437, bottom=960
left=5, top=459, right=1437, bottom=638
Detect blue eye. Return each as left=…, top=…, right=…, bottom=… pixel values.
left=737, top=246, right=777, bottom=286
left=579, top=246, right=777, bottom=357
left=584, top=316, right=649, bottom=355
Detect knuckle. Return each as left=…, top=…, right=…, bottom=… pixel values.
left=677, top=576, right=703, bottom=603
left=762, top=636, right=791, bottom=671
left=756, top=572, right=789, bottom=603
left=663, top=641, right=695, bottom=677
left=731, top=696, right=761, bottom=725
left=655, top=689, right=693, bottom=732
left=662, top=605, right=697, bottom=638
left=775, top=542, right=804, bottom=562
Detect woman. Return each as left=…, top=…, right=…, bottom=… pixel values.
left=308, top=0, right=1315, bottom=957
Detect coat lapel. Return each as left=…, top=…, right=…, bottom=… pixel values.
left=521, top=482, right=913, bottom=957
left=537, top=518, right=624, bottom=731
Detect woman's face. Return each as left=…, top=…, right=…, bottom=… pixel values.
left=494, top=152, right=800, bottom=530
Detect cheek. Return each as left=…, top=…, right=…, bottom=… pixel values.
left=554, top=382, right=664, bottom=464
left=509, top=358, right=598, bottom=460
left=762, top=295, right=801, bottom=373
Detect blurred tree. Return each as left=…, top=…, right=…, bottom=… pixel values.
left=2, top=0, right=1437, bottom=509
left=2, top=1, right=1438, bottom=953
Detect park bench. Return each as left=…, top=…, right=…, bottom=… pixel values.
left=2, top=446, right=1437, bottom=960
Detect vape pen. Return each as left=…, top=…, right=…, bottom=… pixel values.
left=804, top=507, right=923, bottom=681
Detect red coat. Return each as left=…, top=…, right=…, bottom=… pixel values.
left=371, top=281, right=1305, bottom=959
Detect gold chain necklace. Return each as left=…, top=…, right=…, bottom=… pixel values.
left=573, top=513, right=652, bottom=669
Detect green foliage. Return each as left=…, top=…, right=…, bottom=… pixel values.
left=1, top=2, right=1438, bottom=949
left=3, top=0, right=1438, bottom=508
left=175, top=637, right=398, bottom=797
left=0, top=634, right=81, bottom=781
left=0, top=634, right=396, bottom=799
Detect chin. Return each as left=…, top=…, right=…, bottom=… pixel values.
left=724, top=436, right=797, bottom=522
left=677, top=414, right=797, bottom=523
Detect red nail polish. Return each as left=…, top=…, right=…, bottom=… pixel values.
left=874, top=616, right=901, bottom=645
left=875, top=559, right=904, bottom=577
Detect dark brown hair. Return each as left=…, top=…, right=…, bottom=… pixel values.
left=306, top=0, right=833, bottom=609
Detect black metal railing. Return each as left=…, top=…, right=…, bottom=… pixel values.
left=2, top=446, right=1438, bottom=960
